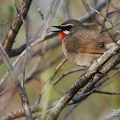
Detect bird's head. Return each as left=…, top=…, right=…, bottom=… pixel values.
left=52, top=19, right=84, bottom=41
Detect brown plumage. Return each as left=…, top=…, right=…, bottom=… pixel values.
left=52, top=19, right=117, bottom=67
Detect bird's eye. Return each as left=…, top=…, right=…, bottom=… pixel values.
left=66, top=25, right=72, bottom=30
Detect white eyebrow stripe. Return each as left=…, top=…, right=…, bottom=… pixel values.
left=61, top=24, right=74, bottom=27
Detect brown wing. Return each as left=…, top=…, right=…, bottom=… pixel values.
left=65, top=28, right=107, bottom=54
left=79, top=39, right=106, bottom=54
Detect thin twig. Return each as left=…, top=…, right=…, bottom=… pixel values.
left=100, top=0, right=109, bottom=32
left=82, top=0, right=94, bottom=21
left=26, top=53, right=64, bottom=83
left=50, top=58, right=68, bottom=82
left=35, top=58, right=67, bottom=105
left=35, top=0, right=61, bottom=105
left=0, top=44, right=33, bottom=120
left=38, top=7, right=44, bottom=20
left=94, top=90, right=120, bottom=95
left=12, top=1, right=33, bottom=118
left=13, top=0, right=29, bottom=88
left=0, top=21, right=11, bottom=26
left=85, top=1, right=113, bottom=26
left=84, top=0, right=120, bottom=33
left=53, top=67, right=86, bottom=85
left=102, top=22, right=120, bottom=33
left=80, top=0, right=109, bottom=22
left=32, top=0, right=61, bottom=47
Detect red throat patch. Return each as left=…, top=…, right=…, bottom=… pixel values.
left=59, top=32, right=66, bottom=41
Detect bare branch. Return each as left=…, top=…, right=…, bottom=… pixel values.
left=38, top=7, right=44, bottom=20
left=7, top=0, right=108, bottom=58
left=0, top=0, right=61, bottom=104
left=0, top=44, right=33, bottom=120
left=12, top=1, right=33, bottom=119
left=3, top=0, right=32, bottom=53
left=80, top=0, right=110, bottom=22
left=35, top=58, right=67, bottom=105
left=8, top=32, right=58, bottom=57
left=94, top=90, right=120, bottom=95
left=46, top=39, right=120, bottom=119
left=53, top=67, right=86, bottom=85
left=1, top=105, right=39, bottom=120
left=1, top=1, right=120, bottom=119
left=59, top=55, right=120, bottom=120
left=13, top=0, right=29, bottom=88
left=50, top=58, right=68, bottom=82
left=26, top=52, right=63, bottom=83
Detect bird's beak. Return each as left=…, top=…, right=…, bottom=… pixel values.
left=51, top=26, right=62, bottom=32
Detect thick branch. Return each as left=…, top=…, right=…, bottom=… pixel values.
left=3, top=0, right=32, bottom=53
left=69, top=53, right=120, bottom=105
left=46, top=40, right=120, bottom=119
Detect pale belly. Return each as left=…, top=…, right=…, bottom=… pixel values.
left=62, top=42, right=100, bottom=67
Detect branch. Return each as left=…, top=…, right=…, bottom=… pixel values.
left=50, top=58, right=68, bottom=82
left=25, top=52, right=63, bottom=83
left=80, top=0, right=110, bottom=22
left=69, top=53, right=120, bottom=105
left=46, top=40, right=120, bottom=119
left=0, top=44, right=33, bottom=120
left=0, top=0, right=61, bottom=119
left=8, top=32, right=58, bottom=57
left=35, top=58, right=67, bottom=105
left=53, top=67, right=86, bottom=85
left=94, top=90, right=120, bottom=95
left=3, top=0, right=32, bottom=53
left=0, top=0, right=61, bottom=94
left=7, top=0, right=107, bottom=58
left=1, top=105, right=39, bottom=120
left=61, top=52, right=120, bottom=119
left=12, top=1, right=33, bottom=119
left=13, top=0, right=29, bottom=89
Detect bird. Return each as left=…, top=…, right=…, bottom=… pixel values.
left=52, top=19, right=117, bottom=68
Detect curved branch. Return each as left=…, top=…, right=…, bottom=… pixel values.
left=80, top=0, right=110, bottom=22
left=53, top=67, right=86, bottom=85
left=3, top=0, right=32, bottom=53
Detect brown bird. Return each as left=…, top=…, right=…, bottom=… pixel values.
left=52, top=19, right=116, bottom=67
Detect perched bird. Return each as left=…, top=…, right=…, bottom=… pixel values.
left=52, top=19, right=116, bottom=67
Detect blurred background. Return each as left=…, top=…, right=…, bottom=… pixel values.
left=0, top=0, right=120, bottom=120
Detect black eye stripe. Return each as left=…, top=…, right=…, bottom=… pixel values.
left=61, top=25, right=72, bottom=30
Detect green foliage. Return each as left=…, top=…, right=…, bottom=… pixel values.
left=0, top=63, right=7, bottom=80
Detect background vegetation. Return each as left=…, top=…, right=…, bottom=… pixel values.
left=0, top=0, right=120, bottom=120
